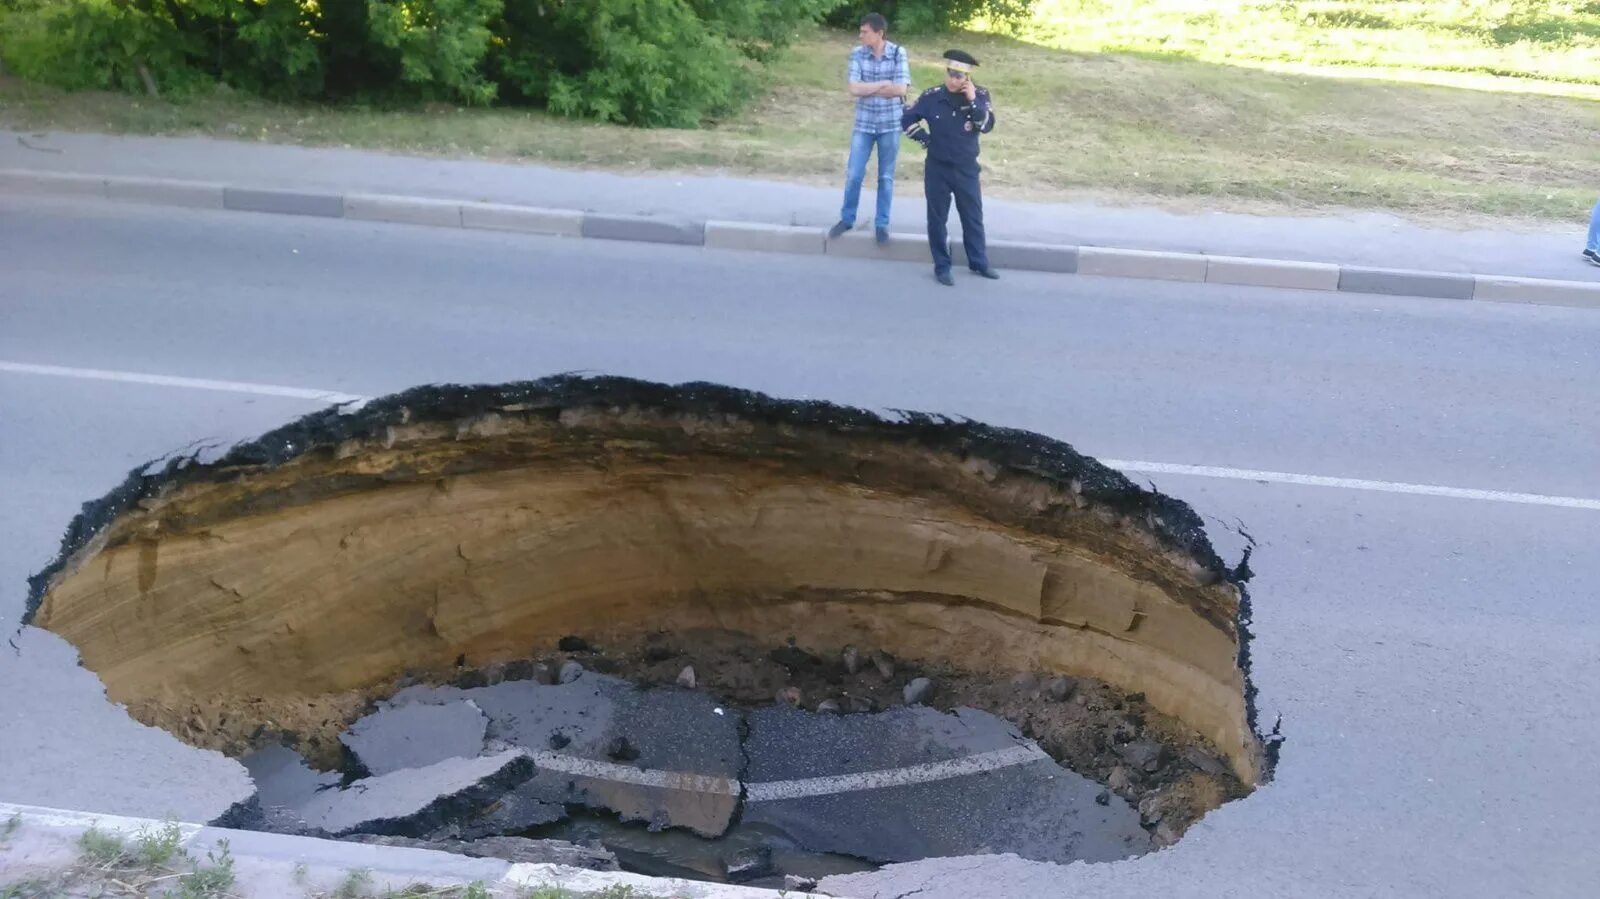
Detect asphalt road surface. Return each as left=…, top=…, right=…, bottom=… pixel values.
left=2, top=196, right=1597, bottom=898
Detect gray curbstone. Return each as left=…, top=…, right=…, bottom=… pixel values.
left=0, top=169, right=107, bottom=197
left=223, top=187, right=345, bottom=218
left=1472, top=275, right=1600, bottom=308
left=581, top=212, right=705, bottom=246
left=105, top=176, right=225, bottom=209
left=1206, top=255, right=1339, bottom=291
left=461, top=202, right=583, bottom=236
left=705, top=220, right=826, bottom=255
left=343, top=193, right=463, bottom=228
left=827, top=229, right=938, bottom=263
left=1338, top=265, right=1474, bottom=300
left=1078, top=246, right=1208, bottom=282
left=956, top=238, right=1079, bottom=274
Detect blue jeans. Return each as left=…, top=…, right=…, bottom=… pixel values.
left=1588, top=201, right=1600, bottom=253
left=839, top=129, right=899, bottom=230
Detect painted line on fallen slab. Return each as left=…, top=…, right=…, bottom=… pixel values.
left=531, top=751, right=741, bottom=796
left=744, top=744, right=1051, bottom=802
left=1104, top=459, right=1600, bottom=512
left=5, top=359, right=1596, bottom=512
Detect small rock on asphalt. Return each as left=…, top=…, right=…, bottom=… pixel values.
left=606, top=736, right=640, bottom=762
left=558, top=660, right=585, bottom=684
left=785, top=875, right=820, bottom=892
left=1119, top=738, right=1166, bottom=773
left=548, top=732, right=571, bottom=750
left=1182, top=746, right=1228, bottom=776
left=724, top=845, right=776, bottom=883
left=676, top=666, right=697, bottom=689
left=903, top=677, right=935, bottom=706
left=1047, top=676, right=1077, bottom=702
left=770, top=642, right=821, bottom=671
left=1095, top=791, right=1111, bottom=806
left=816, top=699, right=841, bottom=714
left=871, top=650, right=896, bottom=679
left=841, top=645, right=863, bottom=674
left=558, top=635, right=592, bottom=652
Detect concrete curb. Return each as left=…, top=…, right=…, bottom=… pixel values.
left=0, top=801, right=829, bottom=898
left=5, top=167, right=1597, bottom=311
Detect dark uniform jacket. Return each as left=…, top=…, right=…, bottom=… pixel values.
left=901, top=85, right=996, bottom=166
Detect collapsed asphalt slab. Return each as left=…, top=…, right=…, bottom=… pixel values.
left=742, top=705, right=1152, bottom=865
left=341, top=699, right=489, bottom=777
left=295, top=749, right=534, bottom=837
left=387, top=669, right=744, bottom=837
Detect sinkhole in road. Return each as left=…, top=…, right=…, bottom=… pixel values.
left=25, top=375, right=1273, bottom=886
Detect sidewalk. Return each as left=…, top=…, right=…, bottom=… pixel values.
left=3, top=128, right=1593, bottom=284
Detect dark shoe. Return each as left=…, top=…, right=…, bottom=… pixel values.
left=828, top=221, right=853, bottom=239
left=1585, top=249, right=1600, bottom=266
left=875, top=227, right=890, bottom=244
left=970, top=267, right=1001, bottom=280
left=935, top=269, right=955, bottom=286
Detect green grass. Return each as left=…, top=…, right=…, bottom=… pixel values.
left=3, top=4, right=1598, bottom=223
left=1006, top=0, right=1600, bottom=94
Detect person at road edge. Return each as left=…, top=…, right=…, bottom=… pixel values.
left=829, top=13, right=911, bottom=245
left=901, top=50, right=999, bottom=286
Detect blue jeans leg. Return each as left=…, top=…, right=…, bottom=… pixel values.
left=1588, top=200, right=1600, bottom=253
left=839, top=131, right=874, bottom=226
left=873, top=130, right=899, bottom=230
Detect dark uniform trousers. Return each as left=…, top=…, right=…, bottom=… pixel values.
left=902, top=82, right=996, bottom=275
left=925, top=159, right=987, bottom=274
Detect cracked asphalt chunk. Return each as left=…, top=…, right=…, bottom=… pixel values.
left=295, top=748, right=535, bottom=837
left=341, top=698, right=489, bottom=776
left=742, top=705, right=1151, bottom=864
left=391, top=673, right=743, bottom=836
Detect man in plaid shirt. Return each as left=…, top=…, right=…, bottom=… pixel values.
left=829, top=12, right=912, bottom=245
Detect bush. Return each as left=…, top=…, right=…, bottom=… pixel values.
left=491, top=0, right=834, bottom=127
left=0, top=0, right=831, bottom=124
left=825, top=0, right=1038, bottom=33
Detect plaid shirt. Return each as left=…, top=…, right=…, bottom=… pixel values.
left=848, top=41, right=911, bottom=134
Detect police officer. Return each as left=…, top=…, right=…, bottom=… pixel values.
left=901, top=49, right=998, bottom=286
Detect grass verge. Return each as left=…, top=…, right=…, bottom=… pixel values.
left=2, top=9, right=1596, bottom=223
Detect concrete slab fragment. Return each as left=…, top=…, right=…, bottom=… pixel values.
left=461, top=202, right=583, bottom=236
left=344, top=194, right=463, bottom=227
left=1206, top=255, right=1339, bottom=291
left=1338, top=265, right=1474, bottom=299
left=104, top=177, right=225, bottom=209
left=705, top=221, right=825, bottom=255
left=1472, top=275, right=1600, bottom=308
left=342, top=699, right=489, bottom=777
left=223, top=187, right=345, bottom=218
left=1078, top=247, right=1207, bottom=282
left=827, top=229, right=938, bottom=264
left=743, top=706, right=1150, bottom=865
left=582, top=212, right=705, bottom=246
left=295, top=749, right=535, bottom=837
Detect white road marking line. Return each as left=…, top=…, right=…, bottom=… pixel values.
left=744, top=744, right=1050, bottom=802
left=532, top=751, right=741, bottom=796
left=0, top=361, right=369, bottom=406
left=6, top=359, right=1596, bottom=511
left=1105, top=459, right=1600, bottom=511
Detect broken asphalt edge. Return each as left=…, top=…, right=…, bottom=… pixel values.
left=0, top=800, right=829, bottom=898
left=5, top=168, right=1597, bottom=310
